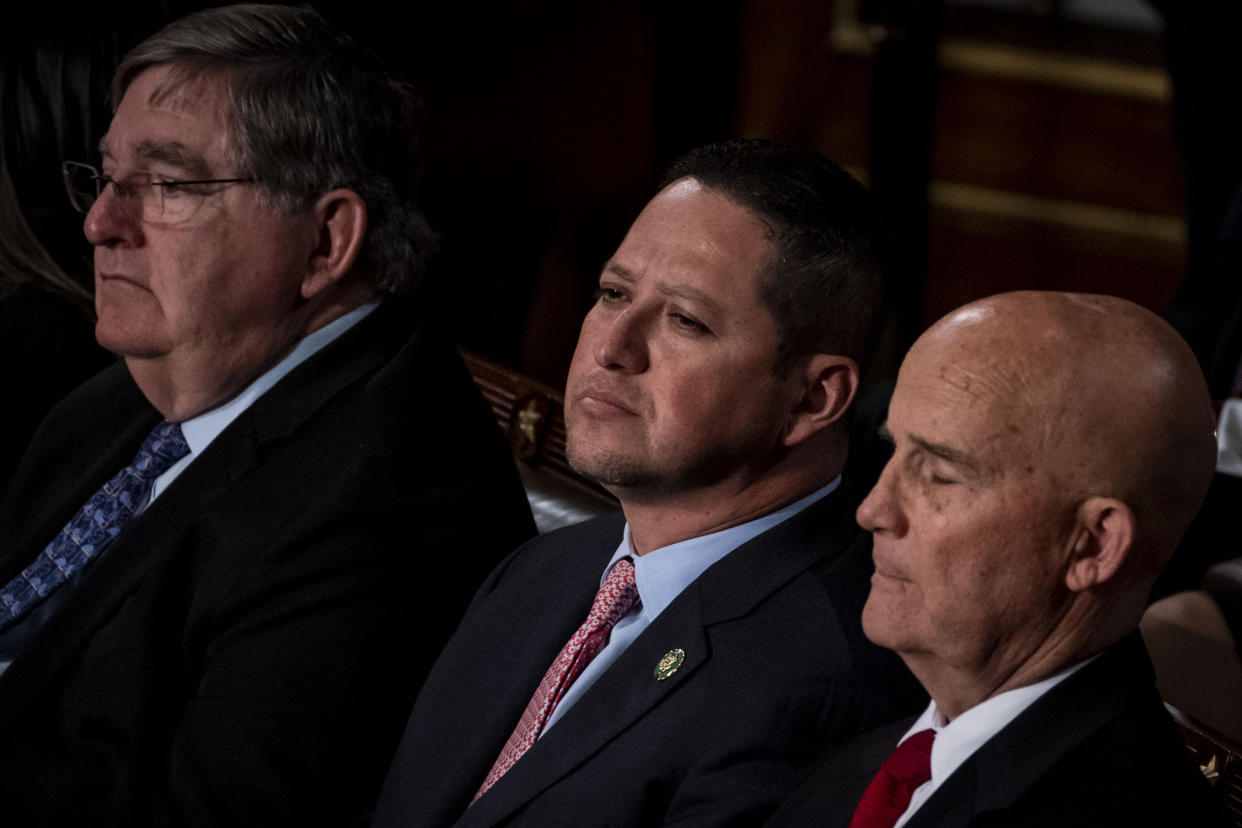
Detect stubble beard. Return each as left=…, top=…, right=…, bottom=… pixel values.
left=565, top=438, right=665, bottom=493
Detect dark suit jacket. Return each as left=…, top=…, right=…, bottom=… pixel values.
left=766, top=634, right=1226, bottom=827
left=0, top=285, right=113, bottom=501
left=371, top=485, right=925, bottom=828
left=0, top=299, right=535, bottom=827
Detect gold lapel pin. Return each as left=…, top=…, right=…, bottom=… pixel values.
left=654, top=648, right=686, bottom=680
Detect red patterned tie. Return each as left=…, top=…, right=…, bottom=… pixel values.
left=473, top=558, right=640, bottom=801
left=848, top=729, right=936, bottom=828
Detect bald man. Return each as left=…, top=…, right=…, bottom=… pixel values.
left=767, top=291, right=1226, bottom=827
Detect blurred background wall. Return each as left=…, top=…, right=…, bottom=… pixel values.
left=9, top=0, right=1238, bottom=386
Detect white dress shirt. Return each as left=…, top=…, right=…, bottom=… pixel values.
left=893, top=654, right=1098, bottom=827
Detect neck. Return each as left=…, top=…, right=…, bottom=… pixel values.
left=618, top=452, right=842, bottom=555
left=908, top=596, right=1120, bottom=721
left=129, top=283, right=375, bottom=421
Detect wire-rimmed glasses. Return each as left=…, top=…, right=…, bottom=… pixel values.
left=62, top=160, right=255, bottom=223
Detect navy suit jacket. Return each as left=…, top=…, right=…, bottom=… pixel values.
left=371, top=484, right=925, bottom=828
left=0, top=300, right=535, bottom=826
left=766, top=634, right=1226, bottom=827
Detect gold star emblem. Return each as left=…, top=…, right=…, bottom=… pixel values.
left=1200, top=754, right=1220, bottom=786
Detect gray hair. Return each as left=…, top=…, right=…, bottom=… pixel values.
left=114, top=3, right=434, bottom=295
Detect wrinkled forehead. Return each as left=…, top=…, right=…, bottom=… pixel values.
left=116, top=61, right=234, bottom=119
left=894, top=313, right=1070, bottom=464
left=104, top=64, right=237, bottom=170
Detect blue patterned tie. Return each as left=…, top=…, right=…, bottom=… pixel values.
left=0, top=421, right=189, bottom=633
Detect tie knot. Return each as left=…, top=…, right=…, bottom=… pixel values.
left=586, top=558, right=639, bottom=628
left=882, top=729, right=935, bottom=788
left=132, top=421, right=190, bottom=481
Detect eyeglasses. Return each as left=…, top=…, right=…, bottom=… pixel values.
left=62, top=160, right=255, bottom=223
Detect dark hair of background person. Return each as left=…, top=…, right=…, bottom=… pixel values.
left=0, top=19, right=112, bottom=305
left=661, top=139, right=886, bottom=377
left=113, top=3, right=435, bottom=296
left=0, top=2, right=167, bottom=499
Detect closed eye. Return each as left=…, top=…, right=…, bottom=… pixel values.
left=154, top=180, right=190, bottom=198
left=670, top=312, right=709, bottom=334
left=592, top=286, right=627, bottom=304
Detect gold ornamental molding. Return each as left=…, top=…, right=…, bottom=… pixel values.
left=829, top=22, right=1170, bottom=101
left=930, top=180, right=1185, bottom=244
left=842, top=165, right=1184, bottom=244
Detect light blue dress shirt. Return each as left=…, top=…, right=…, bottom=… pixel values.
left=143, top=300, right=380, bottom=510
left=541, top=475, right=841, bottom=733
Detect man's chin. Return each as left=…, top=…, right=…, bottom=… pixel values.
left=95, top=326, right=169, bottom=361
left=860, top=595, right=908, bottom=650
left=566, top=447, right=661, bottom=493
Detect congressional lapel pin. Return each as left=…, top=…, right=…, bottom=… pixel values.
left=654, top=648, right=685, bottom=680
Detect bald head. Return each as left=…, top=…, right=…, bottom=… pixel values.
left=917, top=291, right=1216, bottom=571
left=858, top=290, right=1216, bottom=716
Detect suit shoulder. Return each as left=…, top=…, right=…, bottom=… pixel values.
left=487, top=512, right=627, bottom=583
left=982, top=694, right=1227, bottom=827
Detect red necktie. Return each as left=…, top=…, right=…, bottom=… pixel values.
left=848, top=729, right=936, bottom=828
left=473, top=558, right=639, bottom=801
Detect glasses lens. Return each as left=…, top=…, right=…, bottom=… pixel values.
left=62, top=162, right=98, bottom=214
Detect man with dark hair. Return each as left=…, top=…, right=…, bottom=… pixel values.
left=767, top=291, right=1224, bottom=828
left=659, top=142, right=885, bottom=375
left=0, top=4, right=533, bottom=824
left=370, top=139, right=923, bottom=827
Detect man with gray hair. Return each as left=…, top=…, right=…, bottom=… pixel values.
left=0, top=4, right=533, bottom=824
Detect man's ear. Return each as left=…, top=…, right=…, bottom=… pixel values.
left=1064, top=497, right=1135, bottom=592
left=301, top=188, right=367, bottom=300
left=782, top=353, right=860, bottom=448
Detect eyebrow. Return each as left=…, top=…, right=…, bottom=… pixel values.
left=601, top=260, right=637, bottom=284
left=96, top=135, right=211, bottom=177
left=600, top=261, right=724, bottom=317
left=908, top=434, right=983, bottom=476
left=136, top=140, right=211, bottom=176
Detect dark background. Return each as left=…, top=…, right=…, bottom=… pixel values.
left=7, top=0, right=1240, bottom=387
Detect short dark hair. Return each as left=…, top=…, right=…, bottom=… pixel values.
left=661, top=139, right=884, bottom=375
left=113, top=3, right=433, bottom=295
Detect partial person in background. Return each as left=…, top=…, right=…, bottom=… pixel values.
left=0, top=6, right=134, bottom=497
left=0, top=5, right=533, bottom=824
left=1150, top=175, right=1242, bottom=741
left=1161, top=178, right=1242, bottom=600
left=768, top=291, right=1224, bottom=828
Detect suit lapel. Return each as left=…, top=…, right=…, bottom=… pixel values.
left=907, top=636, right=1153, bottom=826
left=0, top=414, right=259, bottom=723
left=0, top=365, right=157, bottom=585
left=461, top=487, right=862, bottom=827
left=461, top=594, right=713, bottom=828
left=415, top=522, right=622, bottom=826
left=761, top=711, right=915, bottom=828
left=0, top=301, right=415, bottom=722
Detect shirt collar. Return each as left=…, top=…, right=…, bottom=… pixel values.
left=901, top=652, right=1099, bottom=789
left=601, top=476, right=841, bottom=623
left=180, top=300, right=380, bottom=456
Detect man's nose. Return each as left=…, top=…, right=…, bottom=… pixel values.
left=83, top=183, right=140, bottom=247
left=594, top=309, right=650, bottom=373
left=856, top=459, right=907, bottom=536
